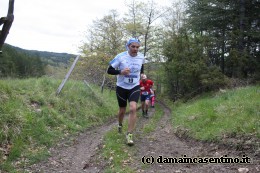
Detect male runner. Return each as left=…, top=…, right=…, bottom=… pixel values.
left=107, top=38, right=144, bottom=146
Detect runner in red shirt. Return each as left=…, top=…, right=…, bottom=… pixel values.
left=140, top=74, right=154, bottom=118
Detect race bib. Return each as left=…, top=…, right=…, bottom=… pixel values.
left=124, top=74, right=138, bottom=84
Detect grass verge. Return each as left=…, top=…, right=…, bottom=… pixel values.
left=0, top=77, right=118, bottom=172
left=169, top=85, right=259, bottom=142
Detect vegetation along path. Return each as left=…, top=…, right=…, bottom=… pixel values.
left=27, top=102, right=259, bottom=173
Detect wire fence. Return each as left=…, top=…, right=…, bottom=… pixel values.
left=55, top=54, right=118, bottom=95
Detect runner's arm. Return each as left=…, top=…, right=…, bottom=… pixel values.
left=107, top=65, right=121, bottom=75
left=141, top=64, right=144, bottom=74
left=107, top=64, right=143, bottom=75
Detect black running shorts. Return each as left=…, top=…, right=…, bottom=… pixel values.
left=116, top=85, right=140, bottom=107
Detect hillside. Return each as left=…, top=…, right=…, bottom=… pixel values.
left=5, top=44, right=77, bottom=65
left=0, top=44, right=78, bottom=78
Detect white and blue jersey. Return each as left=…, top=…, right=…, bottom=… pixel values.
left=109, top=51, right=145, bottom=89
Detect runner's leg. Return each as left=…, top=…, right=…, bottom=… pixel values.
left=118, top=107, right=126, bottom=125
left=128, top=85, right=140, bottom=132
left=145, top=95, right=150, bottom=115
left=141, top=95, right=145, bottom=116
left=116, top=86, right=127, bottom=133
left=128, top=101, right=137, bottom=132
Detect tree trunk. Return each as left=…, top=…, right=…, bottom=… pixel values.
left=0, top=0, right=15, bottom=51
left=238, top=0, right=245, bottom=52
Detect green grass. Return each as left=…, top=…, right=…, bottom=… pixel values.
left=170, top=85, right=260, bottom=141
left=0, top=77, right=118, bottom=172
left=101, top=104, right=163, bottom=172
left=143, top=105, right=164, bottom=134
left=102, top=127, right=136, bottom=173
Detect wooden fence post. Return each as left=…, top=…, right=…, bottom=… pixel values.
left=100, top=65, right=109, bottom=93
left=56, top=55, right=80, bottom=95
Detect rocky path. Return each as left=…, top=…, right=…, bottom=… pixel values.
left=26, top=102, right=259, bottom=173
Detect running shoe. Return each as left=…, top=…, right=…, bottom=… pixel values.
left=126, top=133, right=134, bottom=146
left=118, top=125, right=122, bottom=133
left=144, top=111, right=149, bottom=118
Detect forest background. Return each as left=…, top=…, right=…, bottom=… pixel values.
left=1, top=0, right=259, bottom=100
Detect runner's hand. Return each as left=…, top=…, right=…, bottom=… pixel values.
left=121, top=68, right=130, bottom=75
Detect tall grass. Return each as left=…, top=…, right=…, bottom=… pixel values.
left=0, top=77, right=118, bottom=172
left=171, top=85, right=260, bottom=141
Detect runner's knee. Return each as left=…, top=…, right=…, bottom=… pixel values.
left=119, top=107, right=126, bottom=115
left=129, top=102, right=137, bottom=113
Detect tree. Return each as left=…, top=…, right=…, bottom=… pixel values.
left=186, top=0, right=259, bottom=78
left=0, top=0, right=14, bottom=51
left=162, top=30, right=227, bottom=100
left=124, top=0, right=168, bottom=57
left=79, top=10, right=125, bottom=87
left=0, top=44, right=45, bottom=78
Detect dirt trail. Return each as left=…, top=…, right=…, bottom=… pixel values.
left=131, top=102, right=259, bottom=173
left=26, top=102, right=259, bottom=173
left=26, top=118, right=118, bottom=173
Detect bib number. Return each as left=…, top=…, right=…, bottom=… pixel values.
left=128, top=78, right=133, bottom=83
left=124, top=75, right=138, bottom=84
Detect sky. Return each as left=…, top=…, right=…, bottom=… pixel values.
left=0, top=0, right=171, bottom=54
